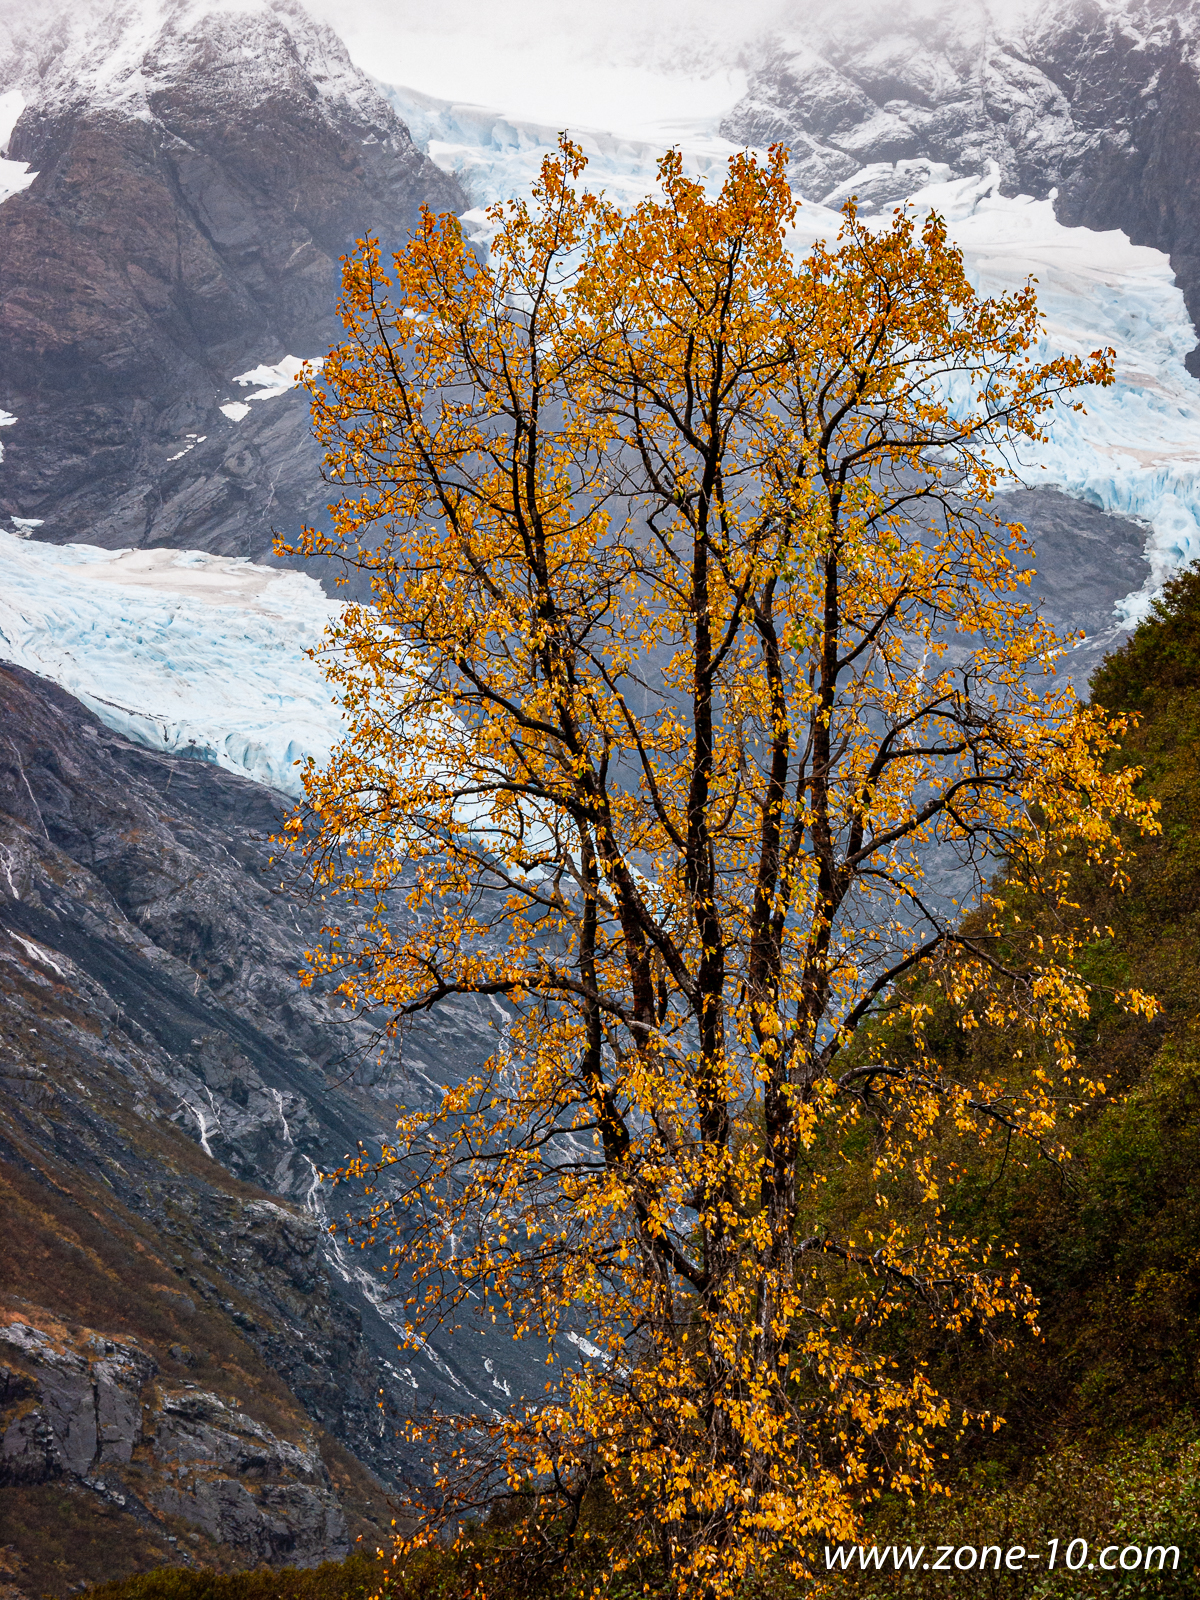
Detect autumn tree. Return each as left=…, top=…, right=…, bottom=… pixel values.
left=283, top=142, right=1156, bottom=1592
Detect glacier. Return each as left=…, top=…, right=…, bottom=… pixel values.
left=897, top=168, right=1200, bottom=623
left=5, top=0, right=1200, bottom=781
left=0, top=533, right=346, bottom=797
left=389, top=81, right=1200, bottom=626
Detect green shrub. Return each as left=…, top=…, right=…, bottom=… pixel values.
left=828, top=1427, right=1200, bottom=1596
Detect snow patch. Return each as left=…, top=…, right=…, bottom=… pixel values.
left=564, top=1330, right=606, bottom=1362
left=0, top=90, right=25, bottom=153
left=10, top=933, right=68, bottom=978
left=0, top=156, right=34, bottom=206
left=219, top=355, right=321, bottom=421
left=0, top=90, right=35, bottom=203
left=0, top=88, right=36, bottom=202
left=166, top=434, right=205, bottom=461
left=820, top=157, right=954, bottom=213
left=232, top=354, right=321, bottom=398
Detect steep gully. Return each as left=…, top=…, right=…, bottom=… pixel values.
left=0, top=663, right=540, bottom=1590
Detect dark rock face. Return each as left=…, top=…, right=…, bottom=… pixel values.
left=721, top=0, right=1200, bottom=358
left=1047, top=9, right=1200, bottom=364
left=0, top=660, right=544, bottom=1579
left=0, top=660, right=407, bottom=1524
left=0, top=0, right=465, bottom=559
left=1001, top=487, right=1153, bottom=689
left=0, top=1319, right=348, bottom=1566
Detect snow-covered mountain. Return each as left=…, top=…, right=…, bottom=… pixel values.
left=724, top=1, right=1200, bottom=343
left=0, top=0, right=463, bottom=561
left=6, top=0, right=1200, bottom=755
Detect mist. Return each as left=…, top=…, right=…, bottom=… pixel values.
left=0, top=0, right=1080, bottom=140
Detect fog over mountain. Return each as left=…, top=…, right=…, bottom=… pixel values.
left=3, top=0, right=1200, bottom=1585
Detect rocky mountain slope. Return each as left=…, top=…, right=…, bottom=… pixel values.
left=0, top=664, right=538, bottom=1592
left=0, top=0, right=464, bottom=560
left=723, top=0, right=1200, bottom=365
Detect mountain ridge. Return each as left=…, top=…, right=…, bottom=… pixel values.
left=722, top=0, right=1200, bottom=364
left=0, top=0, right=465, bottom=559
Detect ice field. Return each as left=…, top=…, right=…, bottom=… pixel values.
left=0, top=534, right=345, bottom=795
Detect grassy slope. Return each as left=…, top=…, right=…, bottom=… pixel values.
left=831, top=568, right=1200, bottom=1592
left=961, top=568, right=1200, bottom=1446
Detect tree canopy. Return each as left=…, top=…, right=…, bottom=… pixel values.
left=283, top=142, right=1156, bottom=1593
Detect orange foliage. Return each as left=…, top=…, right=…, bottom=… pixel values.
left=281, top=142, right=1156, bottom=1592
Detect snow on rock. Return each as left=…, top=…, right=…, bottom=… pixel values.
left=718, top=0, right=1096, bottom=204
left=0, top=533, right=346, bottom=797
left=0, top=155, right=35, bottom=205
left=233, top=355, right=322, bottom=398
left=0, top=89, right=35, bottom=204
left=218, top=355, right=322, bottom=422
left=0, top=88, right=24, bottom=151
left=0, top=0, right=403, bottom=132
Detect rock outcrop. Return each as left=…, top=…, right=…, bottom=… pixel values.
left=0, top=0, right=465, bottom=559
left=1, top=1318, right=346, bottom=1568
left=721, top=0, right=1200, bottom=363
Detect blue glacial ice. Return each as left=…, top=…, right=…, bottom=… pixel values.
left=894, top=167, right=1200, bottom=623
left=0, top=532, right=346, bottom=796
